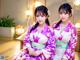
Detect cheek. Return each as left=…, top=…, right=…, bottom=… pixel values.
left=66, top=15, right=69, bottom=18
left=36, top=16, right=47, bottom=23
left=42, top=17, right=46, bottom=22
left=36, top=17, right=39, bottom=22
left=41, top=17, right=46, bottom=20
left=40, top=19, right=45, bottom=23
left=65, top=14, right=69, bottom=18
left=64, top=15, right=69, bottom=20
left=60, top=15, right=69, bottom=19
left=60, top=15, right=62, bottom=18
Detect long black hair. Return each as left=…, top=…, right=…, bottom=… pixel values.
left=30, top=5, right=50, bottom=33
left=54, top=3, right=72, bottom=28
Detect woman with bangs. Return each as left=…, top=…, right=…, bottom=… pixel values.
left=52, top=3, right=77, bottom=60
left=15, top=5, right=56, bottom=60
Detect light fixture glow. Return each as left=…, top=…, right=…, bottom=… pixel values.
left=74, top=0, right=80, bottom=6
left=16, top=25, right=24, bottom=35
left=34, top=1, right=43, bottom=8
left=25, top=10, right=33, bottom=16
left=75, top=23, right=80, bottom=28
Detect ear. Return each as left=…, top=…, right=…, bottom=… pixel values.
left=48, top=10, right=50, bottom=17
left=69, top=13, right=72, bottom=17
left=71, top=9, right=74, bottom=15
left=46, top=16, right=48, bottom=20
left=69, top=9, right=73, bottom=17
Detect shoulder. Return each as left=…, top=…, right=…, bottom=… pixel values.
left=68, top=21, right=76, bottom=30
left=51, top=21, right=58, bottom=26
left=51, top=21, right=58, bottom=28
left=26, top=25, right=34, bottom=33
left=47, top=26, right=55, bottom=35
left=27, top=22, right=36, bottom=31
left=48, top=26, right=53, bottom=31
left=68, top=21, right=77, bottom=34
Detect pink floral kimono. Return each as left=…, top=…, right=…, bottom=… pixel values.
left=52, top=21, right=77, bottom=60
left=16, top=25, right=56, bottom=60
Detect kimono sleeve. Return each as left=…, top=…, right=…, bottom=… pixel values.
left=65, top=26, right=77, bottom=59
left=23, top=26, right=32, bottom=49
left=42, top=28, right=56, bottom=58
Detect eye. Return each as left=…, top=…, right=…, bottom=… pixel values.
left=41, top=15, right=44, bottom=17
left=36, top=15, right=39, bottom=17
left=59, top=12, right=62, bottom=14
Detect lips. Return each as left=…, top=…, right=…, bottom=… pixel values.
left=39, top=20, right=42, bottom=22
left=61, top=18, right=65, bottom=19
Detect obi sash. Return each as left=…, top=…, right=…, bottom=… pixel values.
left=32, top=42, right=45, bottom=50
left=56, top=40, right=68, bottom=49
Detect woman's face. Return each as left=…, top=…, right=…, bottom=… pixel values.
left=36, top=11, right=47, bottom=25
left=59, top=13, right=70, bottom=22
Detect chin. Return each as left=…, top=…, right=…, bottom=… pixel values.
left=62, top=20, right=66, bottom=22
left=39, top=22, right=42, bottom=24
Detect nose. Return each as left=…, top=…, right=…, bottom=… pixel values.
left=38, top=16, right=42, bottom=21
left=39, top=16, right=42, bottom=19
left=60, top=14, right=65, bottom=18
left=61, top=14, right=65, bottom=16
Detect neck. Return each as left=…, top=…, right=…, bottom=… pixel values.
left=62, top=20, right=69, bottom=25
left=37, top=24, right=46, bottom=32
left=39, top=23, right=46, bottom=27
left=39, top=23, right=46, bottom=28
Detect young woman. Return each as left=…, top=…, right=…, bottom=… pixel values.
left=15, top=5, right=56, bottom=60
left=52, top=3, right=77, bottom=60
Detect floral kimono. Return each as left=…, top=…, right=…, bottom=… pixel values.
left=52, top=21, right=77, bottom=60
left=16, top=25, right=56, bottom=60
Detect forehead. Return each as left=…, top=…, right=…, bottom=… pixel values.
left=59, top=9, right=67, bottom=13
left=36, top=11, right=45, bottom=15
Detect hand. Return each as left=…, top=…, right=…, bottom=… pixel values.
left=28, top=48, right=35, bottom=56
left=34, top=50, right=42, bottom=56
left=45, top=54, right=50, bottom=59
left=29, top=48, right=42, bottom=56
left=29, top=49, right=42, bottom=56
left=42, top=49, right=50, bottom=59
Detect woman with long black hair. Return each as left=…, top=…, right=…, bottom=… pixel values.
left=15, top=5, right=56, bottom=60
left=52, top=3, right=77, bottom=60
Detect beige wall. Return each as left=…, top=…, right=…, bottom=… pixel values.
left=0, top=0, right=28, bottom=25
left=0, top=0, right=1, bottom=16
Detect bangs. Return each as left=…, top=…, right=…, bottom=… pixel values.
left=59, top=9, right=69, bottom=14
left=36, top=11, right=46, bottom=16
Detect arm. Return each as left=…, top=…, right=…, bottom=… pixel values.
left=23, top=27, right=37, bottom=55
left=23, top=27, right=43, bottom=56
left=63, top=26, right=77, bottom=60
left=23, top=28, right=31, bottom=49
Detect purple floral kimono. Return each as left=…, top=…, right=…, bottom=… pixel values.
left=16, top=25, right=56, bottom=60
left=52, top=21, right=77, bottom=60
